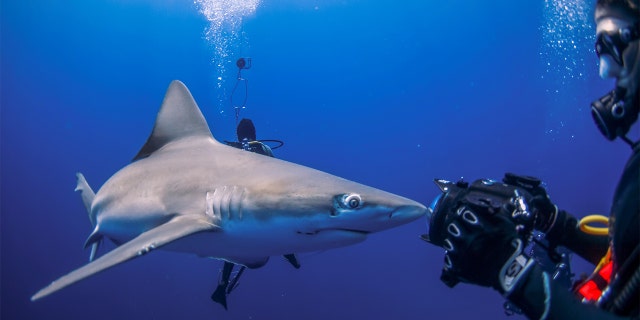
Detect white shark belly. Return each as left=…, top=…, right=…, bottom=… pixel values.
left=159, top=218, right=368, bottom=264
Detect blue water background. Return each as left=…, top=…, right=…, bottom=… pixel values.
left=1, top=0, right=631, bottom=319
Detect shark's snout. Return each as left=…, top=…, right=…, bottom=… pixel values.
left=333, top=200, right=426, bottom=235
left=390, top=203, right=427, bottom=221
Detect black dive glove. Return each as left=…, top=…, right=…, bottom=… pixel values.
left=502, top=173, right=559, bottom=234
left=438, top=190, right=534, bottom=294
left=423, top=173, right=558, bottom=295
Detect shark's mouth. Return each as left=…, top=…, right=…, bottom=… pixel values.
left=296, top=228, right=370, bottom=236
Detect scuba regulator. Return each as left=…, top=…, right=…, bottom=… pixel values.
left=591, top=86, right=639, bottom=146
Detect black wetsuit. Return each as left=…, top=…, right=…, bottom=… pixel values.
left=225, top=140, right=274, bottom=157
left=510, top=143, right=640, bottom=319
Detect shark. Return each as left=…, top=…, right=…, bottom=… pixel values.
left=31, top=80, right=426, bottom=304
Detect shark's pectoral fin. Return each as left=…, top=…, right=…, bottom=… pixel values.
left=31, top=216, right=218, bottom=301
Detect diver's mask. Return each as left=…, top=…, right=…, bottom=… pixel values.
left=595, top=22, right=640, bottom=67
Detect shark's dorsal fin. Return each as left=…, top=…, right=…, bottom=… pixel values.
left=133, top=80, right=212, bottom=161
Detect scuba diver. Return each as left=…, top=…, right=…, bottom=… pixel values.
left=224, top=118, right=276, bottom=157
left=223, top=58, right=285, bottom=158
left=422, top=0, right=639, bottom=319
left=211, top=59, right=291, bottom=310
left=212, top=118, right=294, bottom=309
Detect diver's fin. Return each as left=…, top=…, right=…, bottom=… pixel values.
left=284, top=254, right=300, bottom=269
left=75, top=173, right=96, bottom=225
left=31, top=216, right=218, bottom=301
left=211, top=284, right=229, bottom=310
left=211, top=262, right=235, bottom=310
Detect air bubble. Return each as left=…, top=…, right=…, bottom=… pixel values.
left=540, top=0, right=593, bottom=82
left=195, top=0, right=260, bottom=112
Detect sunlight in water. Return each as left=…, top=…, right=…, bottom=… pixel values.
left=194, top=0, right=260, bottom=112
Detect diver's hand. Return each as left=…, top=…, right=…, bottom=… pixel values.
left=439, top=201, right=533, bottom=295
left=502, top=173, right=559, bottom=233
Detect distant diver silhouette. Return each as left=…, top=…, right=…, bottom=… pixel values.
left=213, top=60, right=288, bottom=309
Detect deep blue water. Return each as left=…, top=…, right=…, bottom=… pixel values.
left=1, top=0, right=633, bottom=319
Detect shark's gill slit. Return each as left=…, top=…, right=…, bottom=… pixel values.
left=206, top=191, right=215, bottom=220
left=222, top=186, right=233, bottom=220
left=211, top=188, right=222, bottom=221
left=230, top=186, right=245, bottom=221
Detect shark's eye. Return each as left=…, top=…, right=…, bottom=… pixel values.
left=341, top=194, right=362, bottom=209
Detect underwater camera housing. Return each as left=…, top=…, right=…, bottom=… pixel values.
left=423, top=173, right=573, bottom=315
left=423, top=172, right=573, bottom=281
left=423, top=173, right=542, bottom=248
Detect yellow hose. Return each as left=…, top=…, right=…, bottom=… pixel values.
left=579, top=215, right=609, bottom=236
left=578, top=215, right=612, bottom=278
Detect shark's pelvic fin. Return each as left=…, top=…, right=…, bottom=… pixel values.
left=133, top=80, right=214, bottom=161
left=76, top=173, right=102, bottom=262
left=83, top=227, right=103, bottom=262
left=75, top=173, right=95, bottom=225
left=31, top=216, right=219, bottom=301
left=88, top=242, right=100, bottom=262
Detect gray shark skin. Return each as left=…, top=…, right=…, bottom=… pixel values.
left=31, top=80, right=426, bottom=301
